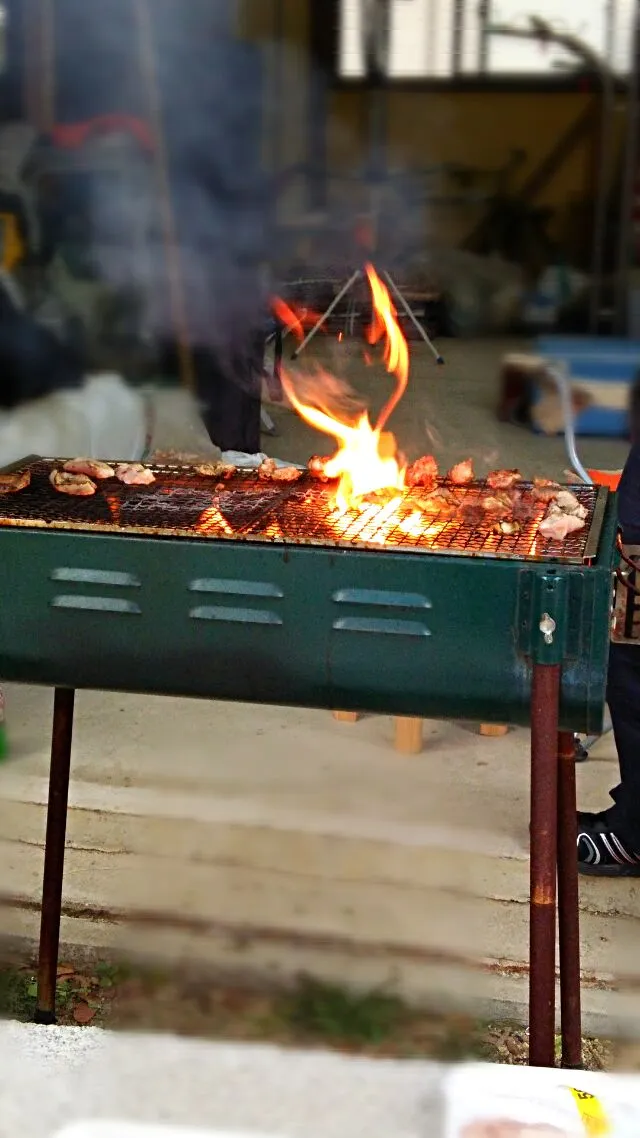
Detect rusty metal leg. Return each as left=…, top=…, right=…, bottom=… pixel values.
left=529, top=662, right=561, bottom=1067
left=557, top=729, right=583, bottom=1068
left=35, top=688, right=75, bottom=1025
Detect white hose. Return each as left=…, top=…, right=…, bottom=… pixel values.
left=546, top=360, right=593, bottom=485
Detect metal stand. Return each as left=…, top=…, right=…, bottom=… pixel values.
left=529, top=668, right=583, bottom=1069
left=290, top=267, right=444, bottom=364
left=35, top=687, right=75, bottom=1025
left=32, top=668, right=583, bottom=1058
left=529, top=662, right=561, bottom=1067
left=557, top=729, right=582, bottom=1069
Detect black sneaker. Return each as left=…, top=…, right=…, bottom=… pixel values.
left=577, top=812, right=640, bottom=876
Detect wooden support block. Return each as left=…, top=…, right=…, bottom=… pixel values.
left=479, top=723, right=509, bottom=737
left=332, top=711, right=360, bottom=723
left=394, top=717, right=424, bottom=755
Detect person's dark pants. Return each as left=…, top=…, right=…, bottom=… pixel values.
left=194, top=337, right=262, bottom=454
left=605, top=641, right=640, bottom=842
left=160, top=331, right=263, bottom=454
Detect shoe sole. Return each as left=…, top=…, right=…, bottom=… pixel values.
left=578, top=862, right=640, bottom=877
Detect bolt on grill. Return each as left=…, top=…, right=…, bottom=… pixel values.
left=0, top=459, right=607, bottom=564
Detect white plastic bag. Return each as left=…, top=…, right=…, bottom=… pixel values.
left=443, top=1063, right=640, bottom=1137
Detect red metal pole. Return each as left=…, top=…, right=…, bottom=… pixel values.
left=557, top=729, right=582, bottom=1068
left=529, top=662, right=561, bottom=1067
left=35, top=687, right=75, bottom=1024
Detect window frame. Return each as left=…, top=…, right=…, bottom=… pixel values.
left=316, top=0, right=630, bottom=93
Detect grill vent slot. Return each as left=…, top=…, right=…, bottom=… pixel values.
left=333, top=616, right=430, bottom=637
left=333, top=588, right=431, bottom=609
left=51, top=596, right=141, bottom=615
left=190, top=605, right=282, bottom=626
left=51, top=568, right=141, bottom=587
left=189, top=578, right=283, bottom=598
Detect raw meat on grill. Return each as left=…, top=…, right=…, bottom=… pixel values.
left=50, top=469, right=96, bottom=496
left=486, top=469, right=522, bottom=490
left=195, top=462, right=236, bottom=478
left=0, top=468, right=30, bottom=493
left=406, top=455, right=438, bottom=488
left=553, top=489, right=587, bottom=518
left=63, top=458, right=115, bottom=480
left=447, top=458, right=475, bottom=484
left=115, top=463, right=156, bottom=486
left=548, top=500, right=588, bottom=522
left=539, top=512, right=585, bottom=540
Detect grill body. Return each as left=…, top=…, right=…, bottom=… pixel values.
left=0, top=497, right=617, bottom=732
left=0, top=456, right=620, bottom=1064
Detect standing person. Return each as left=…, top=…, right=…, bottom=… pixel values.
left=157, top=26, right=268, bottom=456
left=577, top=406, right=640, bottom=875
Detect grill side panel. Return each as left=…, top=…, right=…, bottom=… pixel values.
left=0, top=510, right=616, bottom=733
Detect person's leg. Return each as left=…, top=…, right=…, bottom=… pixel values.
left=195, top=335, right=262, bottom=455
left=604, top=643, right=640, bottom=835
left=577, top=642, right=640, bottom=874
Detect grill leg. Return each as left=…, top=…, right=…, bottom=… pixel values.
left=529, top=662, right=560, bottom=1067
left=35, top=688, right=75, bottom=1025
left=557, top=729, right=582, bottom=1068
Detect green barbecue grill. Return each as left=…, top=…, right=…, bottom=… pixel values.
left=0, top=453, right=619, bottom=1069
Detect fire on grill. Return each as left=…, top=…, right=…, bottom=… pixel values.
left=0, top=266, right=606, bottom=563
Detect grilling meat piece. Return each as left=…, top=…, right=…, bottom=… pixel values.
left=195, top=462, right=236, bottom=478
left=511, top=495, right=537, bottom=525
left=418, top=486, right=458, bottom=514
left=486, top=468, right=522, bottom=490
left=553, top=489, right=587, bottom=518
left=50, top=469, right=96, bottom=496
left=548, top=500, right=588, bottom=522
left=494, top=518, right=521, bottom=536
left=115, top=463, right=156, bottom=486
left=258, top=458, right=302, bottom=482
left=406, top=454, right=438, bottom=488
left=258, top=458, right=277, bottom=479
left=307, top=455, right=332, bottom=481
left=0, top=468, right=30, bottom=493
left=270, top=465, right=303, bottom=483
left=447, top=458, right=474, bottom=484
left=532, top=477, right=561, bottom=503
left=539, top=512, right=585, bottom=540
left=63, top=458, right=115, bottom=480
left=308, top=455, right=332, bottom=480
left=460, top=504, right=486, bottom=528
left=480, top=492, right=512, bottom=516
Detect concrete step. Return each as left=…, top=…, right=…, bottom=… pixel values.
left=1, top=684, right=639, bottom=1033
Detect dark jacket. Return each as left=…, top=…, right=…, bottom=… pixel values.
left=618, top=444, right=640, bottom=545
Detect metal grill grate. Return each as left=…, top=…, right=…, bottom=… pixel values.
left=0, top=459, right=607, bottom=563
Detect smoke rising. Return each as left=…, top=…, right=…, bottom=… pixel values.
left=33, top=0, right=440, bottom=371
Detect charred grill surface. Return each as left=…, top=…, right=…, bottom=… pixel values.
left=0, top=459, right=605, bottom=564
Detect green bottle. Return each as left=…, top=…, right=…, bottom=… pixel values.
left=0, top=689, right=8, bottom=761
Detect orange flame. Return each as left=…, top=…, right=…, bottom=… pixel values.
left=271, top=298, right=325, bottom=341
left=273, top=264, right=409, bottom=513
